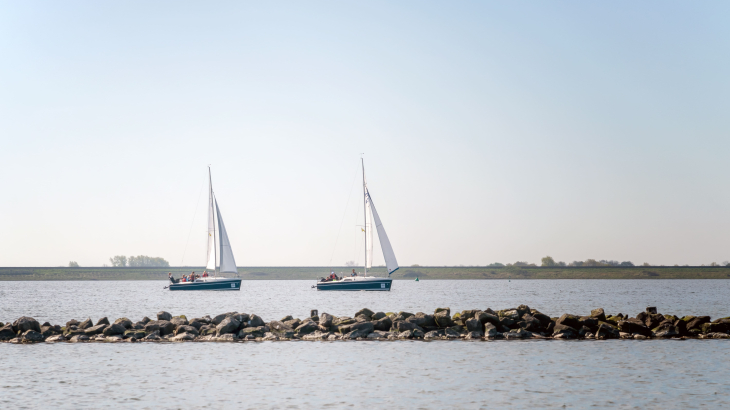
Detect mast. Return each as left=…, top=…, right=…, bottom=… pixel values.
left=362, top=157, right=367, bottom=276
left=209, top=166, right=218, bottom=278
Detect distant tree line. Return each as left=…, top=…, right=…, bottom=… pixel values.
left=109, top=255, right=169, bottom=267
left=486, top=257, right=730, bottom=268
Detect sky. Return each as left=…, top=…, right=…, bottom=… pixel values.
left=1, top=1, right=729, bottom=267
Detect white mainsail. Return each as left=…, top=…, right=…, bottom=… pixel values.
left=365, top=188, right=373, bottom=269
left=215, top=199, right=238, bottom=273
left=205, top=170, right=216, bottom=271
left=366, top=188, right=399, bottom=274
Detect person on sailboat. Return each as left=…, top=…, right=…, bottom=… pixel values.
left=351, top=269, right=357, bottom=277
left=168, top=272, right=178, bottom=284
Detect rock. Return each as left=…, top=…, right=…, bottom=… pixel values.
left=707, top=332, right=730, bottom=339
left=21, top=330, right=45, bottom=342
left=590, top=308, right=607, bottom=322
left=367, top=331, right=388, bottom=339
left=552, top=324, right=578, bottom=339
left=434, top=310, right=454, bottom=328
left=465, top=331, right=483, bottom=340
left=556, top=314, right=582, bottom=329
left=157, top=311, right=172, bottom=321
left=154, top=320, right=175, bottom=336
left=636, top=311, right=648, bottom=323
left=269, top=321, right=293, bottom=333
left=302, top=331, right=332, bottom=341
left=248, top=314, right=265, bottom=328
left=654, top=325, right=679, bottom=338
left=444, top=327, right=461, bottom=339
left=474, top=311, right=500, bottom=327
left=465, top=317, right=482, bottom=332
left=646, top=306, right=657, bottom=314
left=371, top=312, right=386, bottom=321
left=354, top=308, right=374, bottom=319
left=350, top=321, right=375, bottom=335
left=70, top=334, right=90, bottom=343
left=170, top=317, right=188, bottom=328
left=174, top=325, right=199, bottom=337
left=516, top=305, right=531, bottom=317
left=499, top=309, right=521, bottom=320
left=424, top=330, right=445, bottom=339
left=102, top=323, right=126, bottom=336
left=617, top=320, right=652, bottom=337
left=484, top=323, right=501, bottom=339
left=373, top=316, right=393, bottom=331
left=211, top=313, right=228, bottom=325
left=701, top=322, right=729, bottom=334
left=66, top=319, right=80, bottom=328
left=0, top=325, right=16, bottom=341
left=144, top=330, right=161, bottom=341
left=409, top=313, right=437, bottom=328
left=114, top=318, right=133, bottom=329
left=85, top=324, right=108, bottom=336
left=334, top=317, right=355, bottom=326
left=393, top=312, right=414, bottom=322
left=123, top=329, right=146, bottom=339
left=344, top=329, right=371, bottom=339
left=504, top=328, right=531, bottom=339
left=499, top=317, right=517, bottom=329
left=531, top=311, right=552, bottom=328
left=595, top=323, right=620, bottom=339
left=645, top=314, right=664, bottom=329
left=15, top=317, right=41, bottom=333
left=96, top=317, right=110, bottom=326
left=397, top=330, right=414, bottom=339
left=216, top=317, right=241, bottom=336
left=517, top=315, right=543, bottom=332
left=188, top=321, right=203, bottom=331
left=395, top=321, right=421, bottom=333
left=578, top=326, right=593, bottom=338
left=78, top=318, right=93, bottom=330
left=105, top=335, right=123, bottom=342
left=172, top=333, right=196, bottom=342
left=64, top=327, right=86, bottom=338
left=294, top=321, right=319, bottom=335
left=319, top=313, right=334, bottom=328
left=45, top=334, right=66, bottom=343
left=633, top=334, right=648, bottom=340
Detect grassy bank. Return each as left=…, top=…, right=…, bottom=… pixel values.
left=1, top=266, right=730, bottom=280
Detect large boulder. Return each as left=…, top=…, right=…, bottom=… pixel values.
left=78, top=318, right=93, bottom=330
left=701, top=322, right=729, bottom=334
left=66, top=319, right=80, bottom=329
left=686, top=316, right=711, bottom=331
left=45, top=334, right=66, bottom=343
left=170, top=317, right=188, bottom=328
left=499, top=309, right=521, bottom=320
left=354, top=308, right=374, bottom=319
left=552, top=324, right=578, bottom=339
left=15, top=317, right=41, bottom=334
left=474, top=311, right=500, bottom=327
left=188, top=321, right=204, bottom=331
left=465, top=317, right=482, bottom=332
left=114, top=318, right=133, bottom=329
left=21, top=330, right=45, bottom=342
left=517, top=314, right=543, bottom=332
left=434, top=307, right=450, bottom=316
left=409, top=313, right=437, bottom=328
left=484, top=323, right=501, bottom=339
left=84, top=324, right=108, bottom=336
left=371, top=312, right=386, bottom=321
left=617, top=320, right=652, bottom=337
left=434, top=310, right=454, bottom=328
left=145, top=320, right=175, bottom=336
left=96, top=317, right=110, bottom=326
left=69, top=334, right=90, bottom=343
left=394, top=321, right=419, bottom=333
left=499, top=317, right=518, bottom=330
left=269, top=321, right=293, bottom=333
left=373, top=316, right=393, bottom=331
left=248, top=314, right=265, bottom=328
left=216, top=317, right=241, bottom=336
left=212, top=313, right=229, bottom=325
left=653, top=323, right=679, bottom=338
left=595, top=322, right=620, bottom=339
left=319, top=313, right=334, bottom=328
left=591, top=308, right=607, bottom=322
left=556, top=314, right=582, bottom=329
left=645, top=314, right=664, bottom=329
left=295, top=321, right=319, bottom=335
left=0, top=325, right=17, bottom=341
left=102, top=323, right=126, bottom=336
left=175, top=325, right=200, bottom=337
left=157, top=311, right=172, bottom=321
left=239, top=326, right=266, bottom=338
left=393, top=312, right=414, bottom=322
left=516, top=305, right=531, bottom=318
left=123, top=329, right=146, bottom=339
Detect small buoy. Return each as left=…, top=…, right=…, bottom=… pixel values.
left=415, top=277, right=419, bottom=282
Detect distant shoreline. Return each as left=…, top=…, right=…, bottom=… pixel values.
left=1, top=266, right=729, bottom=280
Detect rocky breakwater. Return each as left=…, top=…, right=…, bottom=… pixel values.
left=2, top=306, right=730, bottom=344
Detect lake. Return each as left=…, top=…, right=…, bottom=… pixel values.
left=2, top=279, right=730, bottom=408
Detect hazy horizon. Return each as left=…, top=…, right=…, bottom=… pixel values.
left=1, top=2, right=729, bottom=267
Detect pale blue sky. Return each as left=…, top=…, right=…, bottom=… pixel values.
left=1, top=2, right=729, bottom=267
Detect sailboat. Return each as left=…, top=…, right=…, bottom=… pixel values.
left=316, top=158, right=398, bottom=291
left=169, top=167, right=242, bottom=291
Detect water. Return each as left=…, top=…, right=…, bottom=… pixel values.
left=2, top=279, right=730, bottom=409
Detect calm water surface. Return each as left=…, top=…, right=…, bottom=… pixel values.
left=2, top=280, right=730, bottom=409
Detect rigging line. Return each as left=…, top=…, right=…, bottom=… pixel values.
left=180, top=176, right=206, bottom=266
left=328, top=165, right=360, bottom=268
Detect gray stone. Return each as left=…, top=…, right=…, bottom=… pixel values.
left=295, top=321, right=319, bottom=335
left=474, top=311, right=500, bottom=327
left=170, top=317, right=188, bottom=327
left=355, top=308, right=375, bottom=319
left=552, top=324, right=578, bottom=339
left=424, top=330, right=444, bottom=339
left=373, top=316, right=393, bottom=331
left=556, top=314, right=582, bottom=329
left=144, top=330, right=161, bottom=341
left=45, top=334, right=66, bottom=343
left=96, top=317, right=110, bottom=326
left=102, top=323, right=126, bottom=336
left=350, top=321, right=375, bottom=335
left=216, top=317, right=241, bottom=336
left=465, top=317, right=482, bottom=332
left=248, top=314, right=265, bottom=328
left=395, top=321, right=421, bottom=333
left=371, top=312, right=386, bottom=321
left=465, top=330, right=483, bottom=340
left=172, top=333, right=196, bottom=342
left=484, top=323, right=501, bottom=339
left=70, top=334, right=90, bottom=343
left=397, top=330, right=414, bottom=339
left=434, top=310, right=454, bottom=328
left=212, top=313, right=228, bottom=325
left=15, top=317, right=41, bottom=334
left=617, top=320, right=652, bottom=337
left=78, top=318, right=93, bottom=330
left=123, top=329, right=146, bottom=339
left=21, top=330, right=45, bottom=342
left=157, top=311, right=172, bottom=321
left=175, top=325, right=199, bottom=337
left=84, top=324, right=108, bottom=336
left=0, top=325, right=16, bottom=341
left=319, top=312, right=334, bottom=328
left=591, top=308, right=607, bottom=322
left=239, top=326, right=266, bottom=338
left=595, top=323, right=620, bottom=339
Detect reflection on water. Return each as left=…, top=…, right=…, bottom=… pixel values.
left=2, top=340, right=730, bottom=408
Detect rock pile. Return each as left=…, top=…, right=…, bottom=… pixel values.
left=2, top=306, right=729, bottom=343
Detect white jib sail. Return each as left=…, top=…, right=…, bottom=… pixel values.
left=205, top=173, right=216, bottom=271
left=215, top=199, right=238, bottom=273
left=367, top=188, right=399, bottom=274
